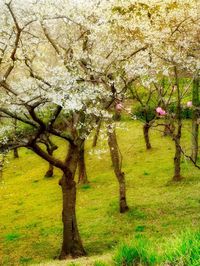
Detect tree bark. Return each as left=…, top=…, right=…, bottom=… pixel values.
left=107, top=127, right=129, bottom=213
left=78, top=141, right=88, bottom=184
left=0, top=154, right=5, bottom=180
left=44, top=141, right=58, bottom=178
left=45, top=149, right=54, bottom=177
left=45, top=162, right=54, bottom=177
left=143, top=123, right=151, bottom=150
left=59, top=143, right=86, bottom=259
left=13, top=148, right=19, bottom=158
left=191, top=78, right=199, bottom=163
left=13, top=118, right=19, bottom=158
left=173, top=129, right=182, bottom=181
left=173, top=70, right=183, bottom=182
left=113, top=110, right=121, bottom=121
left=92, top=120, right=101, bottom=147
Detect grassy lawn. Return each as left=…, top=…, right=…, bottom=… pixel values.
left=0, top=120, right=200, bottom=265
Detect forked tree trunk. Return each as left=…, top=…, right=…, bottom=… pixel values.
left=163, top=121, right=175, bottom=137
left=45, top=142, right=58, bottom=178
left=45, top=149, right=54, bottom=177
left=78, top=141, right=88, bottom=184
left=143, top=123, right=151, bottom=150
left=163, top=123, right=171, bottom=136
left=191, top=78, right=199, bottom=163
left=45, top=163, right=54, bottom=177
left=107, top=127, right=129, bottom=213
left=92, top=120, right=101, bottom=147
left=59, top=143, right=86, bottom=259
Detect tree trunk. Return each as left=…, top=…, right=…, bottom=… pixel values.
left=173, top=69, right=183, bottom=182
left=191, top=78, right=199, bottom=163
left=143, top=123, right=151, bottom=149
left=0, top=154, right=5, bottom=180
left=163, top=121, right=175, bottom=136
left=78, top=141, right=88, bottom=184
left=173, top=132, right=182, bottom=181
left=13, top=148, right=19, bottom=158
left=114, top=110, right=121, bottom=121
left=92, top=120, right=101, bottom=147
left=191, top=119, right=199, bottom=163
left=45, top=163, right=54, bottom=177
left=44, top=141, right=58, bottom=178
left=13, top=119, right=19, bottom=158
left=107, top=127, right=129, bottom=213
left=59, top=143, right=86, bottom=259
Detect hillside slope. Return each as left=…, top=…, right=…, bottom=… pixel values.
left=0, top=121, right=200, bottom=266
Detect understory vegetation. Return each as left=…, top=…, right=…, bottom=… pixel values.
left=0, top=120, right=199, bottom=266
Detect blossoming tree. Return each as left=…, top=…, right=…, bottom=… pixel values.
left=0, top=0, right=116, bottom=258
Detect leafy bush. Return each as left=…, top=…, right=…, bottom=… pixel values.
left=132, top=104, right=156, bottom=122
left=132, top=102, right=193, bottom=122
left=168, top=103, right=192, bottom=119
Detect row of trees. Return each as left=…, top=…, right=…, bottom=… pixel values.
left=0, top=0, right=199, bottom=260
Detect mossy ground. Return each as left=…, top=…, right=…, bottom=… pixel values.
left=0, top=120, right=199, bottom=265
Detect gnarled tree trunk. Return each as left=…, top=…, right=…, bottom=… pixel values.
left=45, top=146, right=54, bottom=177
left=59, top=143, right=86, bottom=259
left=143, top=123, right=151, bottom=150
left=45, top=162, right=54, bottom=177
left=107, top=127, right=129, bottom=213
left=45, top=141, right=58, bottom=178
left=78, top=141, right=88, bottom=184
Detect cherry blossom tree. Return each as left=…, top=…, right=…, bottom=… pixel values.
left=0, top=0, right=116, bottom=258
left=111, top=0, right=200, bottom=180
left=1, top=0, right=200, bottom=261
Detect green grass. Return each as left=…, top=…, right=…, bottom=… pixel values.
left=114, top=230, right=200, bottom=266
left=0, top=120, right=200, bottom=265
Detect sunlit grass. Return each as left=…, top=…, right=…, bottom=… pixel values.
left=0, top=120, right=199, bottom=265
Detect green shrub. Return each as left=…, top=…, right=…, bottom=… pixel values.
left=168, top=103, right=192, bottom=119
left=132, top=103, right=193, bottom=122
left=132, top=104, right=156, bottom=122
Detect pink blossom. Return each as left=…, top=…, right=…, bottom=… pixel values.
left=159, top=110, right=166, bottom=116
left=156, top=107, right=166, bottom=116
left=156, top=107, right=162, bottom=113
left=187, top=101, right=192, bottom=107
left=116, top=103, right=123, bottom=111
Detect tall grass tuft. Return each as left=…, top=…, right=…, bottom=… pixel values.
left=113, top=230, right=200, bottom=265
left=163, top=230, right=200, bottom=266
left=114, top=237, right=157, bottom=266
